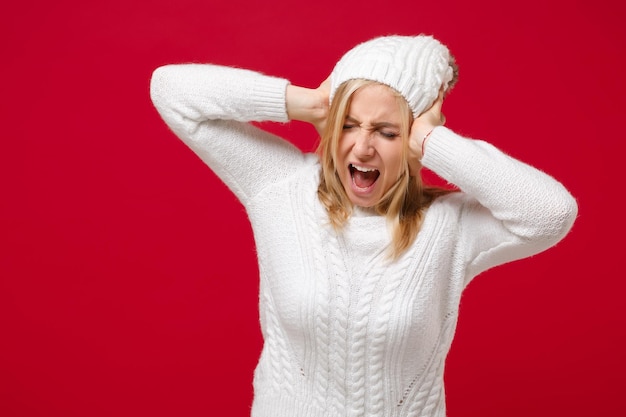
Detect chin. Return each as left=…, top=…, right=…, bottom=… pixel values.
left=347, top=192, right=378, bottom=208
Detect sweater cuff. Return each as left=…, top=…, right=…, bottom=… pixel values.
left=421, top=126, right=473, bottom=183
left=252, top=76, right=290, bottom=123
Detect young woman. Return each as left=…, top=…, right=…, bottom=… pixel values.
left=150, top=35, right=577, bottom=417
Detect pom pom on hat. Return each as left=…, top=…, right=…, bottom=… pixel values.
left=330, top=35, right=455, bottom=117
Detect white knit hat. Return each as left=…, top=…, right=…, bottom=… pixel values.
left=330, top=35, right=455, bottom=117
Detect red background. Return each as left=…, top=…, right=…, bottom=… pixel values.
left=1, top=0, right=624, bottom=416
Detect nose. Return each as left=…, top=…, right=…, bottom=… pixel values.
left=353, top=129, right=374, bottom=159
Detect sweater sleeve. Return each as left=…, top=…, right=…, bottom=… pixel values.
left=421, top=126, right=578, bottom=279
left=149, top=64, right=307, bottom=205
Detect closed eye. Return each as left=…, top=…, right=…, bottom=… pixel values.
left=379, top=130, right=399, bottom=139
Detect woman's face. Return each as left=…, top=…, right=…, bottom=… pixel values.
left=336, top=83, right=405, bottom=208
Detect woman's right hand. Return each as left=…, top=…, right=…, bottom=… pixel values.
left=286, top=75, right=330, bottom=135
left=408, top=88, right=446, bottom=175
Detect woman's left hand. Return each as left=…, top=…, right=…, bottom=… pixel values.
left=408, top=88, right=446, bottom=176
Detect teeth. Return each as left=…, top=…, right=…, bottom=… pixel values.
left=351, top=164, right=378, bottom=173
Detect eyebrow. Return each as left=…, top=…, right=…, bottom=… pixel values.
left=345, top=116, right=400, bottom=130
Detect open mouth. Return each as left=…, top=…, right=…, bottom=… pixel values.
left=349, top=164, right=380, bottom=189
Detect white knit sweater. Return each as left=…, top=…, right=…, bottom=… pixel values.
left=150, top=64, right=577, bottom=417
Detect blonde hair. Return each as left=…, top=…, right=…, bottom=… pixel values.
left=317, top=79, right=453, bottom=259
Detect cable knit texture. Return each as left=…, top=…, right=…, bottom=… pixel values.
left=150, top=64, right=578, bottom=417
left=330, top=35, right=454, bottom=117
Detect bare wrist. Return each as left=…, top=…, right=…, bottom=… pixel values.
left=421, top=128, right=435, bottom=157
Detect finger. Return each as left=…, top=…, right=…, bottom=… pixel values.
left=431, top=87, right=445, bottom=109
left=424, top=96, right=443, bottom=120
left=438, top=85, right=446, bottom=100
